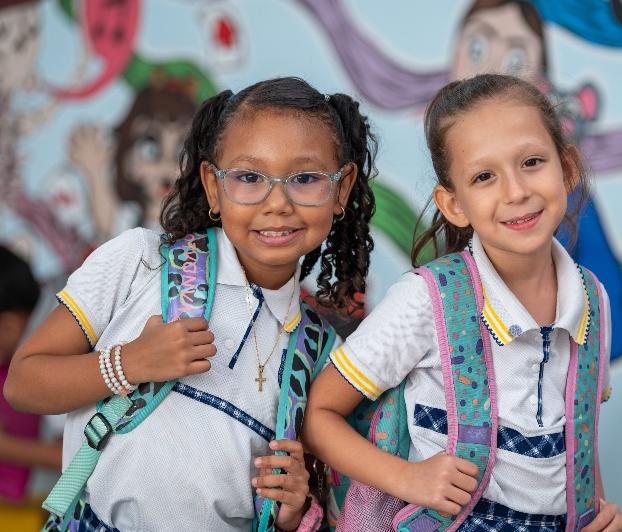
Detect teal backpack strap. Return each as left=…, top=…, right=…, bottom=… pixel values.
left=254, top=302, right=336, bottom=532
left=564, top=267, right=605, bottom=532
left=394, top=250, right=497, bottom=532
left=42, top=229, right=217, bottom=531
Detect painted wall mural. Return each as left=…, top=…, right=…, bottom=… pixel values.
left=2, top=0, right=622, bottom=333
left=2, top=0, right=622, bottom=502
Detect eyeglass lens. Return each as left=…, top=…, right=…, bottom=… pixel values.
left=223, top=170, right=334, bottom=205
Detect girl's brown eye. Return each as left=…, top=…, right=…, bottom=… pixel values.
left=474, top=172, right=493, bottom=183
left=524, top=158, right=542, bottom=167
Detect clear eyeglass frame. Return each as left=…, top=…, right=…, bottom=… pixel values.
left=210, top=163, right=346, bottom=206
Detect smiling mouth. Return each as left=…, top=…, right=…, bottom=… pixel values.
left=258, top=230, right=296, bottom=237
left=502, top=213, right=540, bottom=225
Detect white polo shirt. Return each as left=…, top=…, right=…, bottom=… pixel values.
left=58, top=227, right=339, bottom=531
left=330, top=233, right=611, bottom=515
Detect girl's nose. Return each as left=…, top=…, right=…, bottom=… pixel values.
left=263, top=180, right=294, bottom=214
left=503, top=171, right=531, bottom=203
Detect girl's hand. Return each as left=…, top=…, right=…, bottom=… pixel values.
left=401, top=451, right=479, bottom=516
left=121, top=315, right=216, bottom=384
left=252, top=439, right=311, bottom=532
left=582, top=499, right=622, bottom=532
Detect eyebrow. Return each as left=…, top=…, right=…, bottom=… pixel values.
left=464, top=19, right=497, bottom=39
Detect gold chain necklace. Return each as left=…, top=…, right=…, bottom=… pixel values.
left=242, top=268, right=296, bottom=392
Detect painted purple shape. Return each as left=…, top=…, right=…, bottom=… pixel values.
left=457, top=424, right=492, bottom=445
left=296, top=0, right=448, bottom=110
left=406, top=513, right=442, bottom=532
left=581, top=129, right=622, bottom=174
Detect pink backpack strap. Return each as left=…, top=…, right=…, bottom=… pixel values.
left=564, top=267, right=605, bottom=532
left=393, top=251, right=498, bottom=532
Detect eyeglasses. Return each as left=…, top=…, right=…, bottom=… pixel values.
left=211, top=164, right=346, bottom=206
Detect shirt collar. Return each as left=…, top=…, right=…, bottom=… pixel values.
left=471, top=232, right=589, bottom=346
left=215, top=228, right=302, bottom=332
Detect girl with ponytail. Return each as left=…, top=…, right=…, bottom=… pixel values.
left=5, top=77, right=377, bottom=531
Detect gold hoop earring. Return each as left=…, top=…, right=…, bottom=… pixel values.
left=335, top=206, right=346, bottom=222
left=208, top=208, right=221, bottom=222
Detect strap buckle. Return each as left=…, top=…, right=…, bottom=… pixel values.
left=84, top=412, right=113, bottom=451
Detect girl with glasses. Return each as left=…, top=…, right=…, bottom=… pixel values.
left=4, top=77, right=378, bottom=531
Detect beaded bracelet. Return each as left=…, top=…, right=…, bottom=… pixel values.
left=114, top=343, right=137, bottom=394
left=98, top=343, right=136, bottom=396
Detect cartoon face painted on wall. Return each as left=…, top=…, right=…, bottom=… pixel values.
left=115, top=87, right=196, bottom=226
left=451, top=0, right=546, bottom=81
left=0, top=0, right=40, bottom=96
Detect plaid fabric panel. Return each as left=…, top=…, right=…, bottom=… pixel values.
left=413, top=403, right=448, bottom=434
left=413, top=405, right=565, bottom=458
left=497, top=426, right=565, bottom=458
left=457, top=498, right=564, bottom=532
left=78, top=504, right=121, bottom=532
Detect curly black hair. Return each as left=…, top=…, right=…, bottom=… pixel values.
left=160, top=77, right=377, bottom=313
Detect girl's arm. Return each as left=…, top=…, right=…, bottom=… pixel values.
left=301, top=364, right=479, bottom=516
left=4, top=305, right=215, bottom=415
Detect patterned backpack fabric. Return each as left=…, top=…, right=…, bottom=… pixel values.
left=41, top=229, right=336, bottom=532
left=331, top=250, right=605, bottom=532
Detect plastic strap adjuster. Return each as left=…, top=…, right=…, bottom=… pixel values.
left=84, top=412, right=113, bottom=451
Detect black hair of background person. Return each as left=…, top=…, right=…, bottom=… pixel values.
left=0, top=246, right=40, bottom=314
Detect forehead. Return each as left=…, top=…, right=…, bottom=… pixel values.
left=445, top=98, right=554, bottom=168
left=217, top=108, right=340, bottom=170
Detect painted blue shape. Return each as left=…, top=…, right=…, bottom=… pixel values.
left=526, top=0, right=622, bottom=48
left=559, top=190, right=622, bottom=360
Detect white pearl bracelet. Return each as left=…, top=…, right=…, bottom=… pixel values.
left=114, top=343, right=137, bottom=394
left=98, top=343, right=137, bottom=396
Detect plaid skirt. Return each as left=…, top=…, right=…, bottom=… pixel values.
left=78, top=498, right=564, bottom=532
left=78, top=504, right=120, bottom=532
left=458, top=499, right=565, bottom=532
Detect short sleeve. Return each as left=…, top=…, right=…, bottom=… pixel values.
left=56, top=228, right=155, bottom=349
left=599, top=282, right=612, bottom=403
left=329, top=272, right=438, bottom=400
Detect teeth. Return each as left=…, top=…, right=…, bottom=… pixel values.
left=505, top=215, right=536, bottom=225
left=259, top=230, right=294, bottom=237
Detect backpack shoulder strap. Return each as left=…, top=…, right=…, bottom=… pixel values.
left=254, top=302, right=337, bottom=532
left=394, top=250, right=498, bottom=532
left=565, top=267, right=605, bottom=532
left=42, top=229, right=218, bottom=531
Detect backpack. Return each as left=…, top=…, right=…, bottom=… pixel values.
left=329, top=250, right=605, bottom=532
left=41, top=229, right=336, bottom=532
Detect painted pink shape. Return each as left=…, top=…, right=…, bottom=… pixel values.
left=50, top=0, right=140, bottom=100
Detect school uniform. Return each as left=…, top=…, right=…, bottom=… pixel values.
left=57, top=227, right=339, bottom=531
left=331, top=233, right=611, bottom=529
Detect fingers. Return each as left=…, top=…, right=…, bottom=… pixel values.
left=268, top=439, right=304, bottom=460
left=455, top=456, right=480, bottom=478
left=453, top=470, right=478, bottom=494
left=254, top=454, right=306, bottom=475
left=253, top=486, right=307, bottom=509
left=183, top=317, right=209, bottom=332
left=191, top=330, right=215, bottom=346
left=253, top=472, right=308, bottom=491
left=186, top=359, right=212, bottom=375
left=446, top=485, right=472, bottom=508
left=582, top=499, right=622, bottom=532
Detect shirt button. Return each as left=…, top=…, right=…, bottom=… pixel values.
left=224, top=339, right=235, bottom=350
left=529, top=395, right=538, bottom=405
left=531, top=363, right=540, bottom=374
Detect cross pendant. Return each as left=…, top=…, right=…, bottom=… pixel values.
left=255, top=365, right=267, bottom=392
